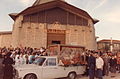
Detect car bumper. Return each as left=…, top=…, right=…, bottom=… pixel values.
left=13, top=76, right=22, bottom=79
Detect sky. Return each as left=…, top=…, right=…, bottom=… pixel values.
left=0, top=0, right=120, bottom=40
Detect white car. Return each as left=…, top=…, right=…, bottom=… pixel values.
left=13, top=56, right=86, bottom=79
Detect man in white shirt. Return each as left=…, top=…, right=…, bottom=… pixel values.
left=15, top=54, right=20, bottom=66
left=96, top=53, right=104, bottom=79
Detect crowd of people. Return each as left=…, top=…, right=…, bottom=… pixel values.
left=0, top=46, right=48, bottom=65
left=0, top=46, right=48, bottom=79
left=0, top=46, right=120, bottom=79
left=85, top=50, right=120, bottom=79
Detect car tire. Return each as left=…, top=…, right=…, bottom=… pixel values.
left=24, top=74, right=37, bottom=79
left=67, top=72, right=77, bottom=79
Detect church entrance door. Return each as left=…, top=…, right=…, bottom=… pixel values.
left=47, top=29, right=66, bottom=46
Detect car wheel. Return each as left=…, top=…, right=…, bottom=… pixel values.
left=67, top=72, right=76, bottom=79
left=24, top=74, right=37, bottom=79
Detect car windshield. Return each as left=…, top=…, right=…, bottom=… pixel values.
left=34, top=57, right=46, bottom=66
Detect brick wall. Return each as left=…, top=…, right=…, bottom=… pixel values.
left=0, top=34, right=12, bottom=48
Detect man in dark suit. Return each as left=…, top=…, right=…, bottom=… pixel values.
left=88, top=52, right=96, bottom=79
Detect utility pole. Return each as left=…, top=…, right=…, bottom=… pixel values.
left=110, top=37, right=113, bottom=52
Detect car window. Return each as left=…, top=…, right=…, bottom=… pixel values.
left=45, top=58, right=56, bottom=66
left=34, top=57, right=46, bottom=66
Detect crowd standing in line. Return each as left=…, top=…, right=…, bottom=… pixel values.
left=0, top=46, right=120, bottom=79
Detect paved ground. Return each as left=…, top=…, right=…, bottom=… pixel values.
left=77, top=73, right=120, bottom=79
left=59, top=72, right=120, bottom=79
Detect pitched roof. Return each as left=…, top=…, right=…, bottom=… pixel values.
left=9, top=13, right=18, bottom=21
left=97, top=39, right=120, bottom=44
left=0, top=31, right=12, bottom=35
left=9, top=0, right=99, bottom=24
left=33, top=0, right=65, bottom=6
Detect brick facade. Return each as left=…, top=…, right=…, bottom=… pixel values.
left=0, top=32, right=12, bottom=47
left=11, top=7, right=97, bottom=50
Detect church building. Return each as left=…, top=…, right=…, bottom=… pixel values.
left=2, top=0, right=99, bottom=50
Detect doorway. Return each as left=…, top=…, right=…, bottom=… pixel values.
left=47, top=33, right=65, bottom=46
left=52, top=41, right=61, bottom=44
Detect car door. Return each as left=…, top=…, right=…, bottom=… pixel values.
left=33, top=57, right=46, bottom=79
left=42, top=58, right=60, bottom=79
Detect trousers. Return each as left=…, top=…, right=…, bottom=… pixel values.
left=96, top=69, right=103, bottom=79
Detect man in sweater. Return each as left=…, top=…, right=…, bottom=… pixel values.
left=96, top=53, right=104, bottom=79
